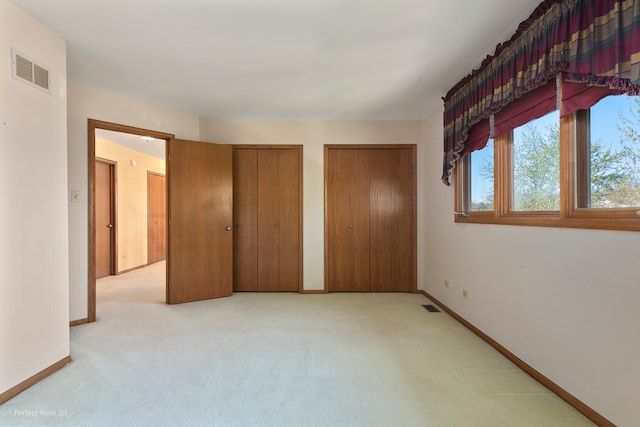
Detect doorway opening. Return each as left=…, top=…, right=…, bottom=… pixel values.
left=88, top=119, right=174, bottom=322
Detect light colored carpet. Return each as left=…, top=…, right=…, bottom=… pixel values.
left=0, top=261, right=594, bottom=426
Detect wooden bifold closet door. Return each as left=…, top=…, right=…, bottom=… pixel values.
left=233, top=146, right=302, bottom=292
left=325, top=145, right=416, bottom=292
left=326, top=149, right=371, bottom=291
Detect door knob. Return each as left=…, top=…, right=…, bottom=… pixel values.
left=348, top=224, right=353, bottom=228
left=386, top=224, right=392, bottom=229
left=274, top=224, right=279, bottom=229
left=225, top=226, right=232, bottom=231
left=106, top=224, right=113, bottom=228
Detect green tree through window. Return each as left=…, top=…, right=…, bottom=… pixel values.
left=588, top=96, right=640, bottom=208
left=512, top=113, right=560, bottom=211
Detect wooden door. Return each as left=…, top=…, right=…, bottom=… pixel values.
left=167, top=139, right=233, bottom=304
left=326, top=149, right=371, bottom=292
left=369, top=148, right=415, bottom=292
left=147, top=172, right=166, bottom=264
left=257, top=149, right=300, bottom=291
left=95, top=159, right=115, bottom=279
left=233, top=149, right=258, bottom=291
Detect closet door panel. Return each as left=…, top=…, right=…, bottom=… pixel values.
left=369, top=149, right=392, bottom=291
left=276, top=149, right=300, bottom=292
left=326, top=149, right=370, bottom=292
left=257, top=150, right=281, bottom=291
left=370, top=149, right=414, bottom=292
left=233, top=149, right=258, bottom=291
left=392, top=148, right=415, bottom=292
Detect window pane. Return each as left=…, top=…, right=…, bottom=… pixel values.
left=586, top=95, right=640, bottom=208
left=512, top=110, right=560, bottom=211
left=468, top=139, right=494, bottom=211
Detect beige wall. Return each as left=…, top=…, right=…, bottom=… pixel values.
left=69, top=110, right=425, bottom=314
left=96, top=138, right=165, bottom=272
left=202, top=120, right=425, bottom=292
left=0, top=0, right=69, bottom=395
left=420, top=106, right=639, bottom=427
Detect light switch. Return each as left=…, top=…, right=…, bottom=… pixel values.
left=71, top=191, right=80, bottom=203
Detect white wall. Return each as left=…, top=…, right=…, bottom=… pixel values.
left=67, top=84, right=201, bottom=321
left=202, top=120, right=425, bottom=292
left=0, top=0, right=69, bottom=394
left=420, top=107, right=640, bottom=427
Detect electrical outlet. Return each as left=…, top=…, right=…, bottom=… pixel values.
left=462, top=289, right=469, bottom=299
left=444, top=280, right=450, bottom=289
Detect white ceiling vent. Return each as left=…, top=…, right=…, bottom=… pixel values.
left=11, top=48, right=51, bottom=94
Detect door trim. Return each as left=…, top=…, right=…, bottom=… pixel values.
left=323, top=144, right=417, bottom=293
left=95, top=157, right=117, bottom=277
left=88, top=119, right=174, bottom=323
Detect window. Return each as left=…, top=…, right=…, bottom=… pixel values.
left=455, top=83, right=640, bottom=231
left=461, top=139, right=494, bottom=212
left=576, top=95, right=640, bottom=209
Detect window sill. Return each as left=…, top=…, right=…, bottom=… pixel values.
left=455, top=214, right=640, bottom=231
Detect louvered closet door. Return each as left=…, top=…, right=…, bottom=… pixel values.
left=369, top=148, right=414, bottom=292
left=257, top=149, right=300, bottom=292
left=233, top=149, right=258, bottom=291
left=326, top=149, right=371, bottom=292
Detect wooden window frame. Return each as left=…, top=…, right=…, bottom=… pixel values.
left=455, top=106, right=640, bottom=232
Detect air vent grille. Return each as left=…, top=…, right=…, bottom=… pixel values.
left=11, top=48, right=51, bottom=93
left=15, top=54, right=33, bottom=81
left=33, top=64, right=50, bottom=90
left=422, top=304, right=441, bottom=313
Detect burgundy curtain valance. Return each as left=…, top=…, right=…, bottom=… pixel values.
left=560, top=78, right=626, bottom=117
left=493, top=78, right=558, bottom=138
left=462, top=119, right=491, bottom=155
left=441, top=0, right=640, bottom=185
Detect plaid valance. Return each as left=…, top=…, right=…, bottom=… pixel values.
left=442, top=0, right=640, bottom=185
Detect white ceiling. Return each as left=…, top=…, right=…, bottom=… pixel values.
left=96, top=129, right=166, bottom=160
left=12, top=0, right=541, bottom=120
